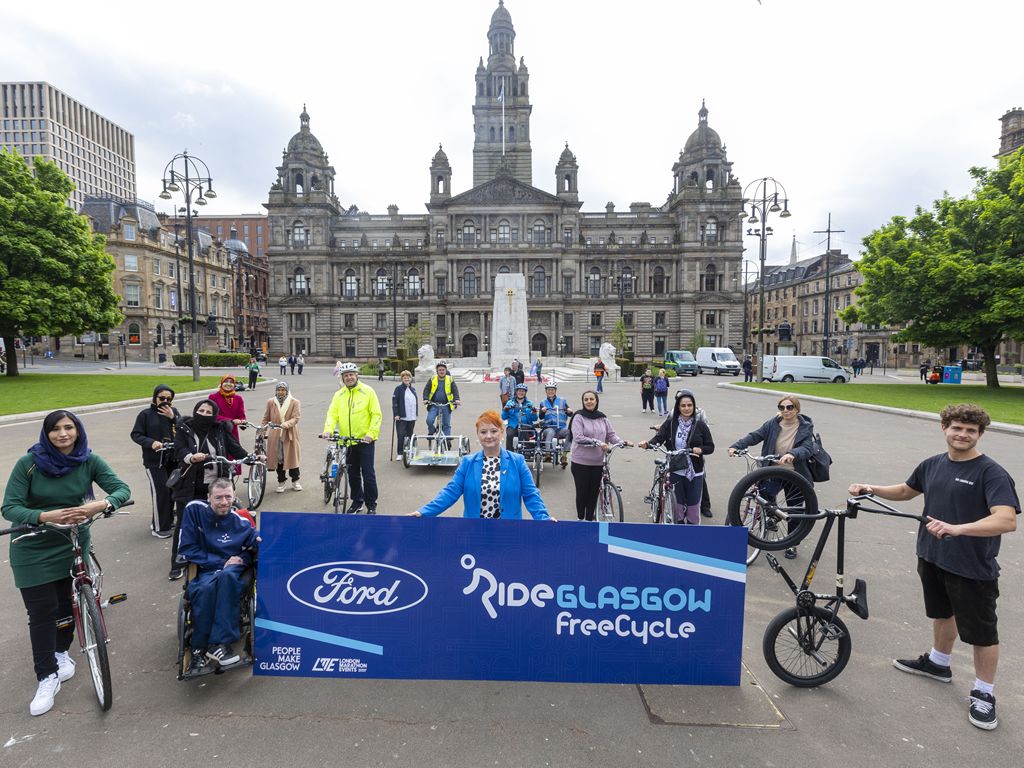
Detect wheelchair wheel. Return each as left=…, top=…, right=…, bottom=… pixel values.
left=240, top=576, right=257, bottom=662
left=402, top=437, right=412, bottom=469
left=176, top=591, right=191, bottom=681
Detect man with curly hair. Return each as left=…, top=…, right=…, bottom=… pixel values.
left=849, top=404, right=1019, bottom=731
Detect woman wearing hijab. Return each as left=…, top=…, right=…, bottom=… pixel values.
left=168, top=399, right=249, bottom=580
left=569, top=391, right=631, bottom=521
left=209, top=375, right=246, bottom=474
left=639, top=390, right=715, bottom=524
left=262, top=381, right=302, bottom=493
left=2, top=410, right=130, bottom=716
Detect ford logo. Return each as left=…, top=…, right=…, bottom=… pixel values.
left=286, top=561, right=428, bottom=615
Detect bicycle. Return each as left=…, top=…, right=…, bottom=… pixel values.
left=726, top=450, right=817, bottom=565
left=756, top=493, right=927, bottom=687
left=641, top=444, right=701, bottom=524
left=0, top=501, right=133, bottom=711
left=575, top=439, right=629, bottom=522
left=239, top=421, right=280, bottom=509
left=424, top=401, right=458, bottom=452
left=510, top=419, right=546, bottom=487
left=319, top=433, right=363, bottom=513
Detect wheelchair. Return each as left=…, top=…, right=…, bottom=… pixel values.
left=176, top=506, right=258, bottom=681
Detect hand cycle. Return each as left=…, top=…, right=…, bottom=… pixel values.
left=424, top=401, right=457, bottom=453
left=726, top=449, right=816, bottom=565
left=0, top=500, right=134, bottom=711
left=239, top=421, right=280, bottom=509
left=536, top=404, right=571, bottom=471
left=757, top=493, right=928, bottom=687
left=318, top=433, right=363, bottom=513
left=642, top=444, right=702, bottom=524
left=509, top=416, right=545, bottom=487
left=575, top=439, right=629, bottom=521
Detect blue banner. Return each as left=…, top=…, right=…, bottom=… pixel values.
left=254, top=513, right=747, bottom=685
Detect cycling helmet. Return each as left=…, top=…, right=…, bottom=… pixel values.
left=336, top=362, right=359, bottom=374
left=515, top=383, right=529, bottom=391
left=435, top=360, right=448, bottom=369
left=544, top=382, right=557, bottom=389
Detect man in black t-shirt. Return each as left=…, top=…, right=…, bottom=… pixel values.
left=849, top=404, right=1019, bottom=731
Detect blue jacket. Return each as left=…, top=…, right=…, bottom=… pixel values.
left=391, top=382, right=418, bottom=420
left=503, top=398, right=537, bottom=429
left=178, top=499, right=259, bottom=572
left=539, top=396, right=571, bottom=430
left=417, top=449, right=550, bottom=520
left=730, top=414, right=816, bottom=483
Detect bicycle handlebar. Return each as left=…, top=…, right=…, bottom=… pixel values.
left=643, top=444, right=699, bottom=458
left=318, top=433, right=364, bottom=445
left=1, top=500, right=134, bottom=538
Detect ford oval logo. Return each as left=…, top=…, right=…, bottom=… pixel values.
left=286, top=561, right=428, bottom=615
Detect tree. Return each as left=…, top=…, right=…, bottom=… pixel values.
left=0, top=150, right=122, bottom=376
left=401, top=320, right=432, bottom=360
left=688, top=328, right=707, bottom=354
left=611, top=316, right=629, bottom=358
left=842, top=149, right=1024, bottom=387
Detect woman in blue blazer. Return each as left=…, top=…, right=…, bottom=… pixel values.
left=412, top=410, right=552, bottom=520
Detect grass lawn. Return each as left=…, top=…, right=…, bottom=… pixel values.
left=0, top=374, right=225, bottom=416
left=737, top=382, right=1024, bottom=426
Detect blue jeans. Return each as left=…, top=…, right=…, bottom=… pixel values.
left=188, top=566, right=248, bottom=650
left=426, top=403, right=452, bottom=437
left=655, top=393, right=667, bottom=414
left=596, top=375, right=604, bottom=392
left=347, top=440, right=378, bottom=505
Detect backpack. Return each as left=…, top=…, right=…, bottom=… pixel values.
left=654, top=377, right=669, bottom=394
left=806, top=432, right=832, bottom=483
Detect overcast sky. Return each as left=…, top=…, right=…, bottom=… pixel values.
left=3, top=0, right=1021, bottom=264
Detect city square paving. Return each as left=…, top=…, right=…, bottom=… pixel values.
left=1, top=366, right=1021, bottom=767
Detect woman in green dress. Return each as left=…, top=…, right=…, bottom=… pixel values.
left=2, top=410, right=130, bottom=716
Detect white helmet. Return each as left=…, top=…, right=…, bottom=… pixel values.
left=435, top=360, right=448, bottom=369
left=335, top=361, right=359, bottom=375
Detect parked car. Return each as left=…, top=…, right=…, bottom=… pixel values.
left=662, top=350, right=699, bottom=376
left=762, top=355, right=850, bottom=383
left=695, top=347, right=741, bottom=375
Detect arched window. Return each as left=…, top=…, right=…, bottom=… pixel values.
left=290, top=267, right=309, bottom=296
left=461, top=221, right=477, bottom=245
left=619, top=267, right=635, bottom=295
left=343, top=268, right=358, bottom=298
left=652, top=266, right=666, bottom=294
left=532, top=266, right=546, bottom=297
left=477, top=82, right=483, bottom=97
left=374, top=268, right=390, bottom=297
left=405, top=268, right=422, bottom=298
left=294, top=172, right=304, bottom=195
left=489, top=126, right=496, bottom=142
left=587, top=266, right=602, bottom=298
left=462, top=266, right=478, bottom=297
left=563, top=174, right=571, bottom=192
left=497, top=220, right=511, bottom=244
left=705, top=168, right=715, bottom=190
left=508, top=125, right=515, bottom=142
left=703, top=264, right=718, bottom=292
left=127, top=322, right=141, bottom=345
left=155, top=323, right=164, bottom=346
left=531, top=219, right=546, bottom=244
left=291, top=220, right=307, bottom=246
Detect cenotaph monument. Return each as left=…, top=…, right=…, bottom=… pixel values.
left=490, top=273, right=530, bottom=368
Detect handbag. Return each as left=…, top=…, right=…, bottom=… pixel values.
left=806, top=433, right=832, bottom=483
left=165, top=463, right=193, bottom=489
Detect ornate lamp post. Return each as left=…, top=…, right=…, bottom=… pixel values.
left=742, top=177, right=791, bottom=380
left=159, top=151, right=216, bottom=382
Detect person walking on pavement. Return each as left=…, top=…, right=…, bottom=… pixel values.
left=392, top=371, right=419, bottom=460
left=297, top=353, right=305, bottom=375
left=653, top=368, right=670, bottom=416
left=920, top=360, right=930, bottom=382
left=278, top=355, right=287, bottom=375
left=849, top=404, right=1018, bottom=731
left=593, top=358, right=607, bottom=393
left=639, top=369, right=655, bottom=414
left=262, top=381, right=302, bottom=493
left=377, top=359, right=386, bottom=381
left=245, top=357, right=260, bottom=390
left=498, top=366, right=515, bottom=406
left=742, top=356, right=754, bottom=382
left=130, top=384, right=180, bottom=538
left=322, top=362, right=383, bottom=514
left=511, top=360, right=525, bottom=386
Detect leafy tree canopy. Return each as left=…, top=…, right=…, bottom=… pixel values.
left=842, top=148, right=1024, bottom=387
left=0, top=150, right=123, bottom=375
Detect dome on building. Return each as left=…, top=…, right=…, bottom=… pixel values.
left=287, top=105, right=324, bottom=155
left=432, top=143, right=450, bottom=166
left=223, top=228, right=249, bottom=256
left=490, top=0, right=513, bottom=29
left=683, top=100, right=722, bottom=154
left=558, top=142, right=576, bottom=163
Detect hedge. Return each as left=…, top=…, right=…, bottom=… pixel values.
left=171, top=353, right=250, bottom=368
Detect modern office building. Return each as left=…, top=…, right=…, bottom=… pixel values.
left=0, top=81, right=135, bottom=210
left=264, top=1, right=745, bottom=362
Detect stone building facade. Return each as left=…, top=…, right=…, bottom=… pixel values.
left=265, top=2, right=745, bottom=363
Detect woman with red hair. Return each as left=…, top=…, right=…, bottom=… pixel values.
left=411, top=410, right=551, bottom=520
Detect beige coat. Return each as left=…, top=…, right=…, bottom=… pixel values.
left=262, top=396, right=301, bottom=470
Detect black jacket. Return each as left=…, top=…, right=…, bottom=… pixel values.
left=730, top=414, right=816, bottom=483
left=130, top=404, right=181, bottom=468
left=648, top=414, right=715, bottom=474
left=391, top=383, right=419, bottom=419
left=171, top=417, right=248, bottom=502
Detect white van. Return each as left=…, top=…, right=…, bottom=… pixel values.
left=695, top=347, right=741, bottom=375
left=763, top=355, right=850, bottom=383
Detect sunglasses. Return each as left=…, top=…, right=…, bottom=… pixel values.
left=157, top=396, right=174, bottom=402
left=778, top=404, right=796, bottom=411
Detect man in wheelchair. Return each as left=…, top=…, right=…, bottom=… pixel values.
left=538, top=383, right=572, bottom=465
left=178, top=479, right=259, bottom=677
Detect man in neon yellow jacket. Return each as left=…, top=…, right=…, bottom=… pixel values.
left=321, top=362, right=383, bottom=514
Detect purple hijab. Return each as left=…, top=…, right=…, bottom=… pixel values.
left=29, top=410, right=91, bottom=478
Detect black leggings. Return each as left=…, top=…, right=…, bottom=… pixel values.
left=571, top=462, right=603, bottom=521
left=20, top=578, right=74, bottom=680
left=641, top=391, right=654, bottom=410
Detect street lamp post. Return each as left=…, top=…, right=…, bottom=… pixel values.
left=159, top=151, right=217, bottom=382
left=173, top=207, right=186, bottom=353
left=742, top=177, right=792, bottom=380
left=738, top=259, right=758, bottom=357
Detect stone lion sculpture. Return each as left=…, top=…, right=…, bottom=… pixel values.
left=416, top=344, right=436, bottom=376
left=599, top=342, right=619, bottom=374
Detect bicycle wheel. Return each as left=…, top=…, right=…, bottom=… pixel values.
left=78, top=584, right=113, bottom=711
left=532, top=450, right=541, bottom=488
left=726, top=485, right=765, bottom=565
left=322, top=453, right=335, bottom=505
left=402, top=437, right=412, bottom=469
left=598, top=483, right=624, bottom=522
left=247, top=463, right=266, bottom=509
left=333, top=461, right=349, bottom=513
left=763, top=606, right=852, bottom=687
left=726, top=467, right=817, bottom=551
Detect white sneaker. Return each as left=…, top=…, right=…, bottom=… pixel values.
left=291, top=481, right=303, bottom=491
left=30, top=673, right=61, bottom=716
left=395, top=454, right=403, bottom=461
left=55, top=651, right=76, bottom=682
left=276, top=483, right=286, bottom=493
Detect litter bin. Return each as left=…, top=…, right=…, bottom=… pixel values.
left=158, top=353, right=167, bottom=363
left=942, top=365, right=962, bottom=384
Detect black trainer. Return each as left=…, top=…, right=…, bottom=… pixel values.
left=168, top=567, right=185, bottom=581
left=784, top=547, right=798, bottom=559
left=893, top=653, right=952, bottom=683
left=968, top=690, right=997, bottom=730
left=346, top=501, right=364, bottom=515
left=187, top=652, right=213, bottom=677
left=207, top=644, right=241, bottom=667
left=366, top=505, right=377, bottom=515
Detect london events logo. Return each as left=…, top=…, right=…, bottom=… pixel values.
left=287, top=561, right=429, bottom=615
